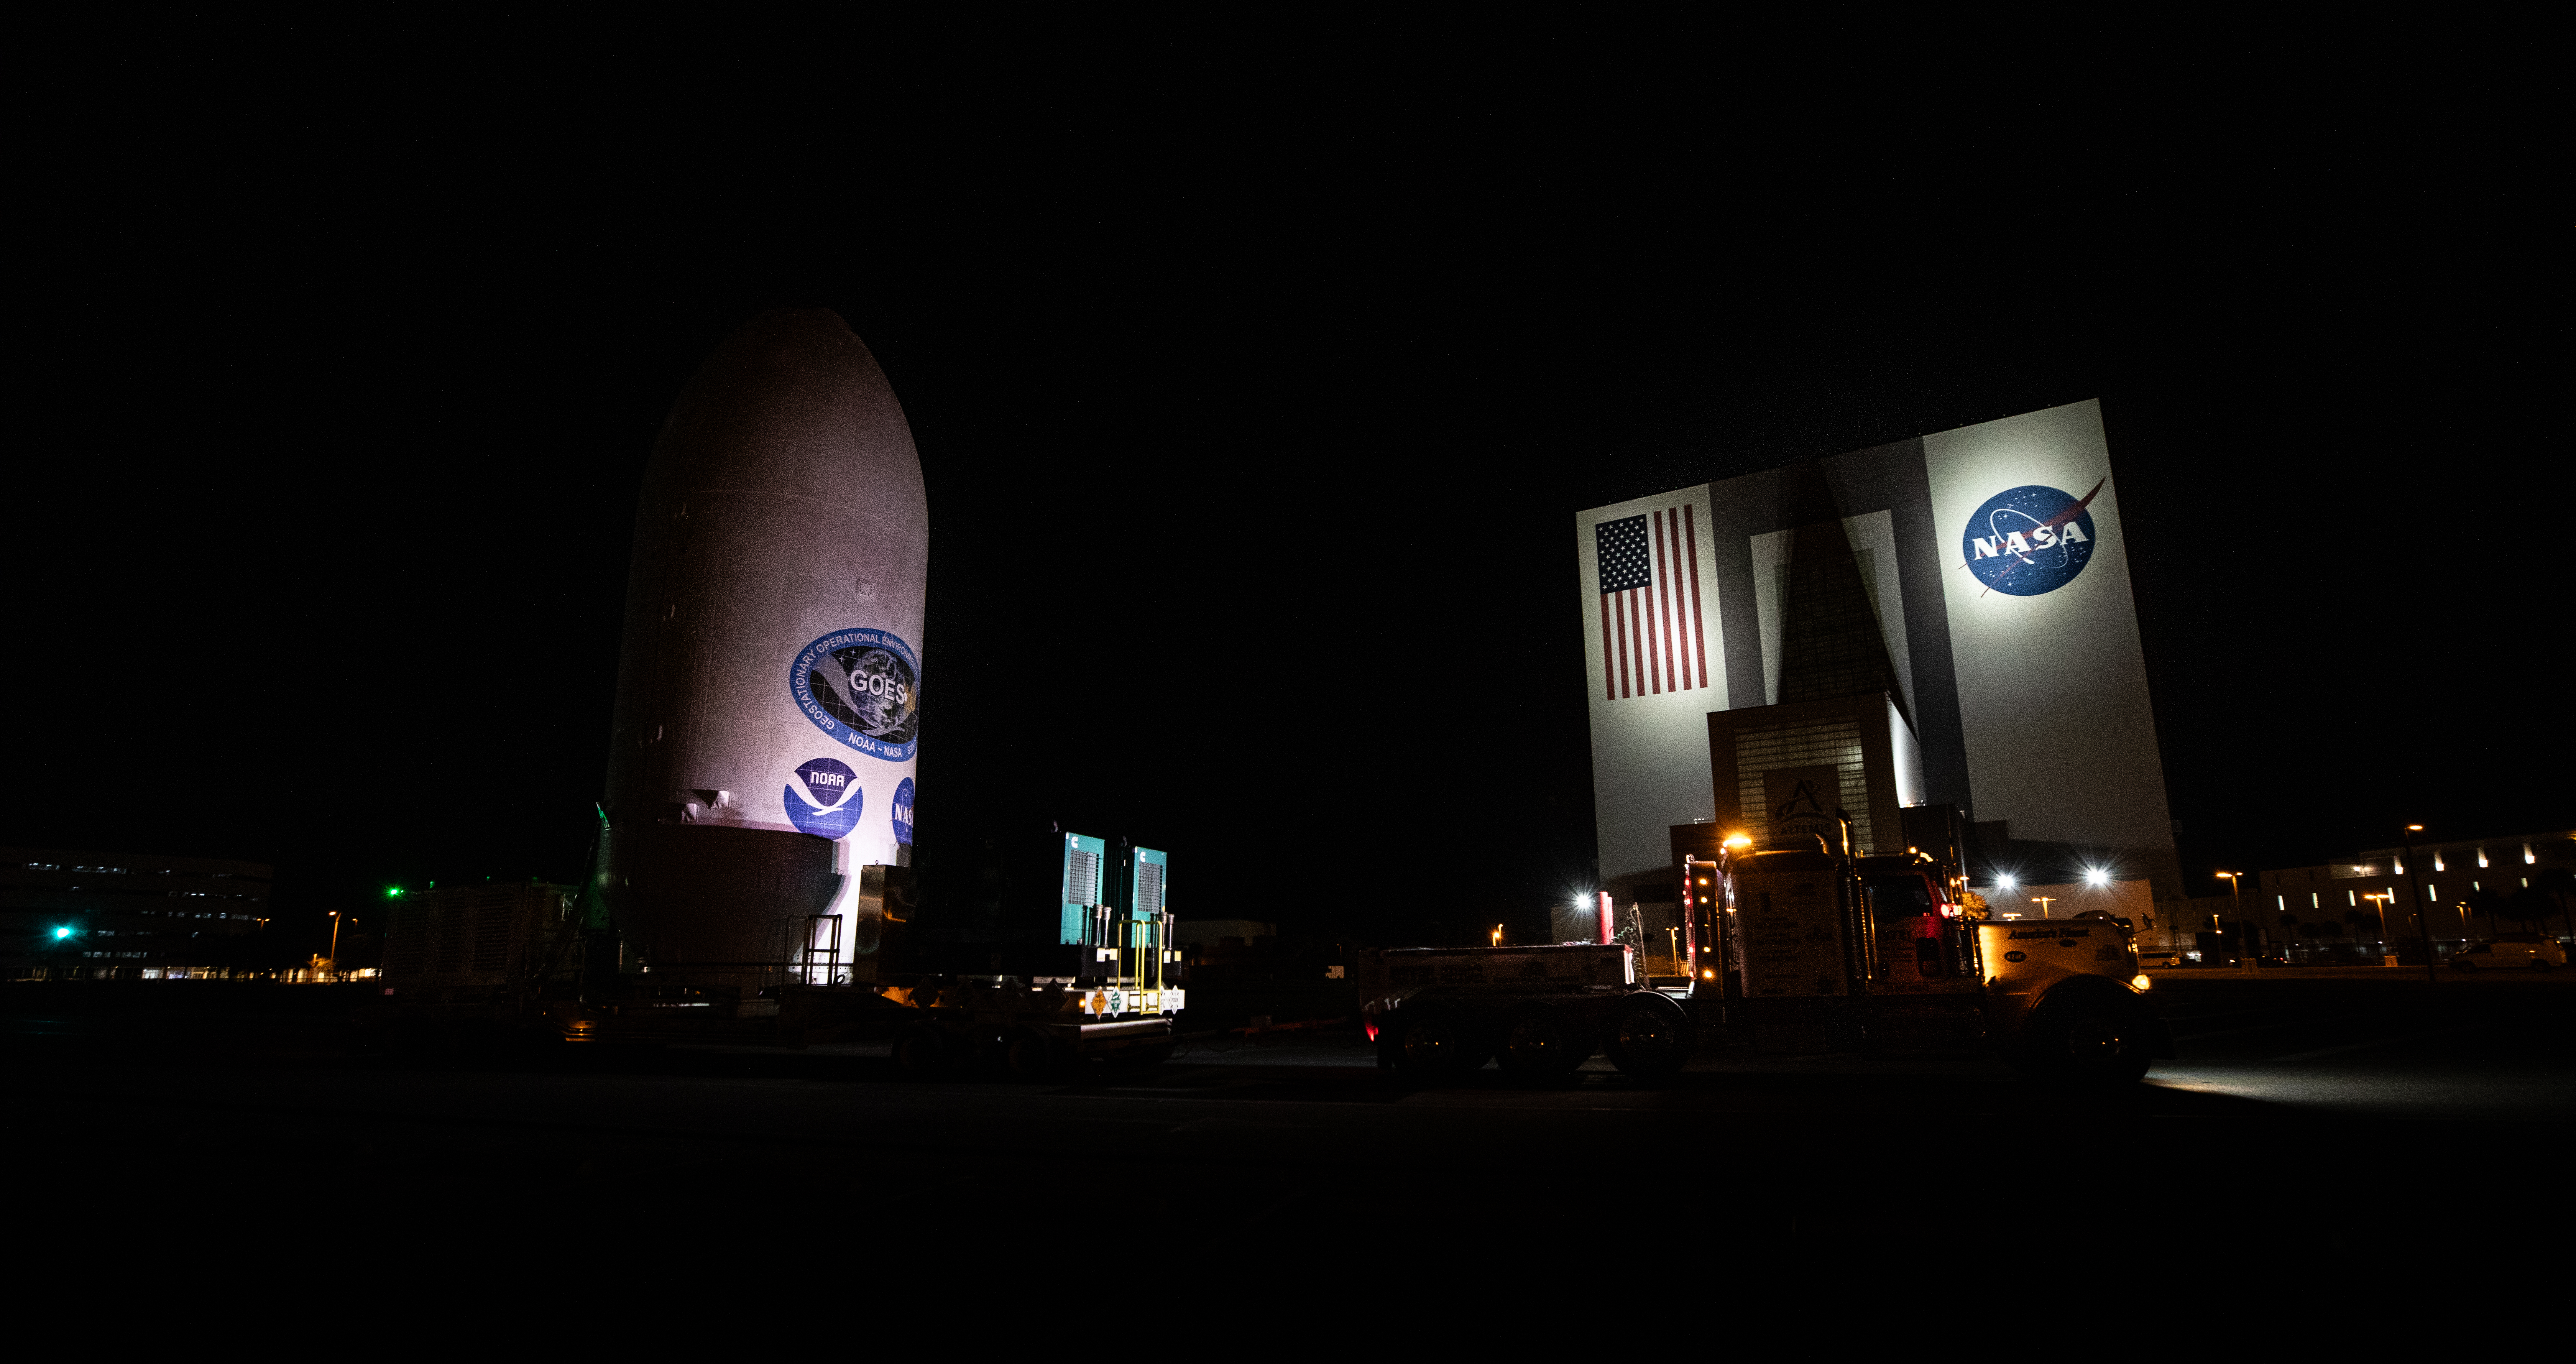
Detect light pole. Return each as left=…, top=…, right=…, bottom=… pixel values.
left=2217, top=871, right=2252, bottom=970
left=2363, top=893, right=2395, bottom=967
left=2402, top=823, right=2437, bottom=986
left=2030, top=895, right=2056, bottom=920
left=327, top=911, right=344, bottom=976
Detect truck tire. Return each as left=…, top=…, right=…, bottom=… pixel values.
left=2016, top=996, right=2153, bottom=1085
left=1500, top=1009, right=1590, bottom=1078
left=1394, top=1008, right=1487, bottom=1080
left=1005, top=1028, right=1062, bottom=1079
left=1605, top=995, right=1694, bottom=1077
left=1105, top=1042, right=1174, bottom=1073
left=894, top=1024, right=953, bottom=1079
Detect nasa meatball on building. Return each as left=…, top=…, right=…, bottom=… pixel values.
left=1577, top=400, right=2181, bottom=925
left=603, top=309, right=926, bottom=978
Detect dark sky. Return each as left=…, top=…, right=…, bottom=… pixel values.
left=11, top=63, right=2565, bottom=950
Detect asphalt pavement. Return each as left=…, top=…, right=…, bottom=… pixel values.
left=8, top=973, right=2566, bottom=1249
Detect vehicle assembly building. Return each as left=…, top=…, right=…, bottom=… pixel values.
left=1577, top=400, right=2180, bottom=905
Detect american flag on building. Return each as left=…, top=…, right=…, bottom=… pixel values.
left=1595, top=506, right=1709, bottom=700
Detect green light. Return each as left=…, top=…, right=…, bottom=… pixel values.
left=386, top=887, right=404, bottom=898
left=53, top=926, right=72, bottom=940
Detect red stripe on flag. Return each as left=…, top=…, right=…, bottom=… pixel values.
left=1684, top=503, right=1708, bottom=690
left=1643, top=575, right=1660, bottom=694
left=1614, top=589, right=1632, bottom=698
left=1656, top=511, right=1680, bottom=692
left=1647, top=513, right=1665, bottom=694
left=1599, top=585, right=1615, bottom=701
left=1630, top=588, right=1647, bottom=695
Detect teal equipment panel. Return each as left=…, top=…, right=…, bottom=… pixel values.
left=1058, top=832, right=1106, bottom=945
left=1130, top=846, right=1168, bottom=921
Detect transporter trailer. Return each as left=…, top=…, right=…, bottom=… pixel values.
left=362, top=868, right=1185, bottom=1076
left=1354, top=942, right=1694, bottom=1081
left=1359, top=808, right=2170, bottom=1084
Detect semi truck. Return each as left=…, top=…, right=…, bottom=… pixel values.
left=1358, top=806, right=2170, bottom=1084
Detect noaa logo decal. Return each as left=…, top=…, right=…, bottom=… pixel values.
left=890, top=776, right=914, bottom=846
left=790, top=628, right=920, bottom=760
left=784, top=758, right=863, bottom=840
left=1960, top=479, right=2103, bottom=597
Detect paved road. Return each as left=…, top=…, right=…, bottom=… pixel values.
left=9, top=975, right=2565, bottom=1246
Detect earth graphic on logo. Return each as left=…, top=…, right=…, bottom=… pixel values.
left=1960, top=479, right=2103, bottom=597
left=784, top=757, right=863, bottom=840
left=789, top=628, right=920, bottom=760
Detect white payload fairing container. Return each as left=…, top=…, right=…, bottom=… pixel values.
left=602, top=310, right=926, bottom=970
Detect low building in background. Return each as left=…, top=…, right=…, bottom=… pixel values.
left=2131, top=829, right=2575, bottom=964
left=2309, top=830, right=2573, bottom=956
left=2, top=847, right=272, bottom=979
left=1171, top=919, right=1275, bottom=966
left=1957, top=829, right=2574, bottom=965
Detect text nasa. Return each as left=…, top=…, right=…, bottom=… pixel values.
left=1971, top=522, right=2090, bottom=560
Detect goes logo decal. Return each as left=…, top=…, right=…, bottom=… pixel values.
left=1960, top=478, right=2103, bottom=598
left=790, top=628, right=920, bottom=760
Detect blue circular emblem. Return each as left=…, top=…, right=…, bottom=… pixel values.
left=790, top=628, right=920, bottom=760
left=890, top=777, right=915, bottom=846
left=1960, top=482, right=2101, bottom=597
left=784, top=757, right=863, bottom=840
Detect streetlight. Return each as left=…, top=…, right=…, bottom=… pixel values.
left=2030, top=895, right=2056, bottom=920
left=2362, top=892, right=2396, bottom=966
left=327, top=910, right=345, bottom=968
left=1490, top=923, right=1503, bottom=948
left=2216, top=871, right=2252, bottom=971
left=2402, top=823, right=2437, bottom=986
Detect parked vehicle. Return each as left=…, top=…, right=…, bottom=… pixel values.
left=2449, top=935, right=2566, bottom=971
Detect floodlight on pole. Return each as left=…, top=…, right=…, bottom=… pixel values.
left=2363, top=892, right=2396, bottom=964
left=2402, top=823, right=2437, bottom=986
left=2216, top=870, right=2253, bottom=970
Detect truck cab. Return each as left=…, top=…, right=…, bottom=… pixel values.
left=1677, top=812, right=2169, bottom=1083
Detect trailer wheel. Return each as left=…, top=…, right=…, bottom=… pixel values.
left=1395, top=1008, right=1487, bottom=1079
left=1500, top=1009, right=1589, bottom=1078
left=894, top=1024, right=952, bottom=1079
left=1605, top=995, right=1694, bottom=1077
left=1004, top=1029, right=1062, bottom=1080
left=1108, top=1042, right=1174, bottom=1073
left=2016, top=996, right=2153, bottom=1085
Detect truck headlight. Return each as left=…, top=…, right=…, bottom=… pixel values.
left=2131, top=974, right=2151, bottom=991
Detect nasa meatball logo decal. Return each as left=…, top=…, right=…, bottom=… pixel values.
left=784, top=757, right=863, bottom=839
left=1960, top=478, right=2103, bottom=597
left=890, top=777, right=914, bottom=846
left=791, top=628, right=920, bottom=759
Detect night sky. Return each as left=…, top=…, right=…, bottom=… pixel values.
left=12, top=62, right=2564, bottom=953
